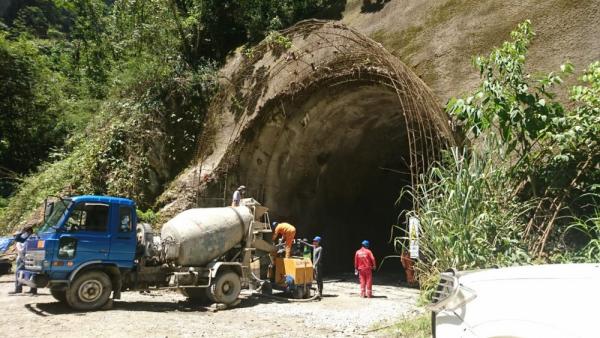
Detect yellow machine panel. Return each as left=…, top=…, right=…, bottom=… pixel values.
left=274, top=257, right=313, bottom=285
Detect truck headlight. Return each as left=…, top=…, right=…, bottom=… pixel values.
left=428, top=269, right=477, bottom=312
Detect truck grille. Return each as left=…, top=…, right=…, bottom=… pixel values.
left=24, top=250, right=45, bottom=271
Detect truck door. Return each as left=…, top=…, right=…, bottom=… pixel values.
left=108, top=205, right=136, bottom=266
left=58, top=202, right=111, bottom=266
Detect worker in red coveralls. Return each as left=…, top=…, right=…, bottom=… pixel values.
left=354, top=240, right=376, bottom=298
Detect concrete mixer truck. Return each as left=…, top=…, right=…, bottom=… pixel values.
left=16, top=195, right=310, bottom=311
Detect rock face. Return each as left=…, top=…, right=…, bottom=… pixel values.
left=342, top=0, right=600, bottom=103
left=158, top=20, right=453, bottom=269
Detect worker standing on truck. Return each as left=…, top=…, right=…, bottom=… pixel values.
left=9, top=225, right=37, bottom=295
left=231, top=185, right=246, bottom=207
left=312, top=236, right=323, bottom=298
left=272, top=222, right=296, bottom=258
left=354, top=240, right=376, bottom=298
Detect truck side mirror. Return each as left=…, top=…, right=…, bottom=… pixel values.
left=44, top=200, right=54, bottom=221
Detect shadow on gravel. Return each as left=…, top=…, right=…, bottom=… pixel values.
left=24, top=295, right=307, bottom=316
left=236, top=295, right=288, bottom=308
left=114, top=300, right=211, bottom=312
left=236, top=292, right=332, bottom=308
left=25, top=302, right=80, bottom=316
left=25, top=299, right=214, bottom=316
left=326, top=272, right=413, bottom=288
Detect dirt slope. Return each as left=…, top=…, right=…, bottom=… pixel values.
left=343, top=0, right=600, bottom=103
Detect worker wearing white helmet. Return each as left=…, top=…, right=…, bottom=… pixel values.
left=231, top=185, right=246, bottom=207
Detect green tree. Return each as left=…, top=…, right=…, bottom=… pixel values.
left=0, top=33, right=67, bottom=195
left=402, top=21, right=599, bottom=294
left=447, top=21, right=599, bottom=240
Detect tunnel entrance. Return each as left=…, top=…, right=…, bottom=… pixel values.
left=170, top=20, right=452, bottom=277
left=241, top=82, right=412, bottom=273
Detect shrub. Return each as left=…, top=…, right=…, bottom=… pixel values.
left=401, top=141, right=533, bottom=295
left=400, top=21, right=599, bottom=296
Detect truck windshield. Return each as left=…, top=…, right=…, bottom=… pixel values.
left=38, top=199, right=71, bottom=233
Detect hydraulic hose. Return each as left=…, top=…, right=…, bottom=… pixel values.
left=256, top=291, right=321, bottom=303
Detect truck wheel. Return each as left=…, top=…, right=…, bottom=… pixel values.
left=50, top=288, right=67, bottom=303
left=210, top=271, right=241, bottom=305
left=181, top=287, right=210, bottom=304
left=66, top=271, right=112, bottom=311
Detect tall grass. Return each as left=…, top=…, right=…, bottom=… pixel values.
left=401, top=138, right=534, bottom=295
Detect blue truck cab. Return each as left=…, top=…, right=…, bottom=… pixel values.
left=19, top=195, right=138, bottom=310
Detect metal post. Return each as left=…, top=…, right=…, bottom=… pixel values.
left=223, top=171, right=228, bottom=207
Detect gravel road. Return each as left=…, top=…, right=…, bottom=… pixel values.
left=0, top=272, right=420, bottom=337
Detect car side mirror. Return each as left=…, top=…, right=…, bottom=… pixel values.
left=44, top=200, right=54, bottom=221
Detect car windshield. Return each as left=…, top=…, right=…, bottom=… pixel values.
left=38, top=199, right=71, bottom=233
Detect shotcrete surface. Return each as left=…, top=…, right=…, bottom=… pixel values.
left=0, top=273, right=420, bottom=337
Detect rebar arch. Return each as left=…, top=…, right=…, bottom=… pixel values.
left=211, top=20, right=454, bottom=185
left=160, top=21, right=454, bottom=266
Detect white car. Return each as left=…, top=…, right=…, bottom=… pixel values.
left=430, top=263, right=600, bottom=338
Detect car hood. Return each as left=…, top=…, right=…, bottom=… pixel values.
left=457, top=263, right=600, bottom=284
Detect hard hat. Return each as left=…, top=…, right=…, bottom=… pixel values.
left=272, top=221, right=278, bottom=228
left=238, top=185, right=246, bottom=190
left=361, top=240, right=370, bottom=247
left=313, top=236, right=322, bottom=242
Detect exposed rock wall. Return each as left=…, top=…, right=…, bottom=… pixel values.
left=343, top=0, right=600, bottom=103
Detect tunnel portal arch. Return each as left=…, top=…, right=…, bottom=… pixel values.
left=162, top=20, right=455, bottom=272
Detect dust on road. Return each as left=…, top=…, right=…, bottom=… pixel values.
left=0, top=273, right=420, bottom=337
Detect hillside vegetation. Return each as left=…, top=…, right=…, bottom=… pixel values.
left=0, top=0, right=344, bottom=229
left=397, top=21, right=599, bottom=294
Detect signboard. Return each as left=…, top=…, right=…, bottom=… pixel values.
left=408, top=216, right=420, bottom=259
